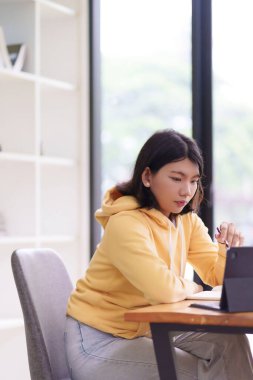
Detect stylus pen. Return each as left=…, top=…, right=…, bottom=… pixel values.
left=216, top=227, right=229, bottom=248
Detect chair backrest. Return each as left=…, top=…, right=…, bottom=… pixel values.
left=11, top=248, right=73, bottom=380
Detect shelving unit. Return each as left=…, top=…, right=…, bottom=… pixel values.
left=0, top=1, right=89, bottom=379
left=0, top=318, right=24, bottom=331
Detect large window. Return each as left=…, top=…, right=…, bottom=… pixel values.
left=98, top=0, right=193, bottom=276
left=213, top=0, right=253, bottom=244
left=100, top=0, right=192, bottom=193
left=92, top=1, right=252, bottom=253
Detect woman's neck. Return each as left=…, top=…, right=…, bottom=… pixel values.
left=169, top=214, right=177, bottom=227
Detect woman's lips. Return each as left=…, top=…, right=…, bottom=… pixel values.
left=175, top=201, right=187, bottom=207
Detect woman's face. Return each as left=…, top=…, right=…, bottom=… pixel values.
left=142, top=158, right=200, bottom=217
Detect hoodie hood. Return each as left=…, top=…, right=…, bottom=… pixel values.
left=95, top=187, right=139, bottom=228
left=95, top=187, right=171, bottom=229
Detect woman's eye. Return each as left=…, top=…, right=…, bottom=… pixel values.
left=191, top=180, right=199, bottom=185
left=170, top=177, right=181, bottom=182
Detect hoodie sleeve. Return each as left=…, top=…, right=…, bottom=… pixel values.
left=187, top=213, right=226, bottom=287
left=102, top=212, right=201, bottom=305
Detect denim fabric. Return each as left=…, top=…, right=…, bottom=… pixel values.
left=174, top=331, right=253, bottom=380
left=64, top=317, right=253, bottom=380
left=64, top=317, right=197, bottom=380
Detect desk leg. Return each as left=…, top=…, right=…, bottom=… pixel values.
left=150, top=323, right=178, bottom=380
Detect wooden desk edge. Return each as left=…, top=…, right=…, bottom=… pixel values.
left=125, top=300, right=253, bottom=328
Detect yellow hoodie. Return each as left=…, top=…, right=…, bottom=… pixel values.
left=67, top=188, right=226, bottom=339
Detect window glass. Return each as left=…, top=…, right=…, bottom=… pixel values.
left=101, top=0, right=192, bottom=279
left=213, top=0, right=253, bottom=244
left=101, top=0, right=192, bottom=191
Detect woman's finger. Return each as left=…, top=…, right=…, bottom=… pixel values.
left=239, top=232, right=245, bottom=247
left=226, top=223, right=236, bottom=246
left=218, top=222, right=228, bottom=244
left=230, top=229, right=240, bottom=247
left=220, top=222, right=228, bottom=241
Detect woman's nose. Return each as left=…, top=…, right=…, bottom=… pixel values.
left=180, top=183, right=192, bottom=196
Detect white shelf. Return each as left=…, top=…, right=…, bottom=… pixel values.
left=38, top=0, right=76, bottom=17
left=0, top=68, right=76, bottom=90
left=0, top=235, right=77, bottom=244
left=0, top=152, right=77, bottom=166
left=0, top=68, right=36, bottom=83
left=0, top=0, right=85, bottom=244
left=0, top=152, right=36, bottom=163
left=0, top=318, right=24, bottom=331
left=0, top=235, right=76, bottom=245
left=0, top=0, right=76, bottom=16
left=39, top=75, right=76, bottom=91
left=40, top=234, right=77, bottom=243
left=0, top=1, right=89, bottom=377
left=0, top=236, right=36, bottom=244
left=39, top=155, right=77, bottom=167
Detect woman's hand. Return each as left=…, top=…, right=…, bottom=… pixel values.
left=215, top=222, right=244, bottom=247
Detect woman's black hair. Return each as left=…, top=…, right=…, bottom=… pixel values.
left=116, top=129, right=204, bottom=214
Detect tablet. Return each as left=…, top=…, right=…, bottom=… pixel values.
left=190, top=247, right=253, bottom=312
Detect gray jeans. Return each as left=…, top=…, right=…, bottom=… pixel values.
left=64, top=316, right=253, bottom=380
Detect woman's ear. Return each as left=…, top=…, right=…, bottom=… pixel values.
left=141, top=167, right=151, bottom=187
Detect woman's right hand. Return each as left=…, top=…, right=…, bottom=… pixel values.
left=215, top=222, right=244, bottom=247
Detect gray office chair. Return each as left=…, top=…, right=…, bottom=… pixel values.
left=11, top=248, right=73, bottom=380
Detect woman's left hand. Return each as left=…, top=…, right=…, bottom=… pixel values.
left=215, top=222, right=244, bottom=247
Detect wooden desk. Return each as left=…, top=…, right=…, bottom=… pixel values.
left=125, top=300, right=253, bottom=380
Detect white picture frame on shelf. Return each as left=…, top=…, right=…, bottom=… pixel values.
left=7, top=43, right=27, bottom=72
left=0, top=26, right=12, bottom=69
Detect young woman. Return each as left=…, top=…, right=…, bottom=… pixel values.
left=64, top=130, right=253, bottom=380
